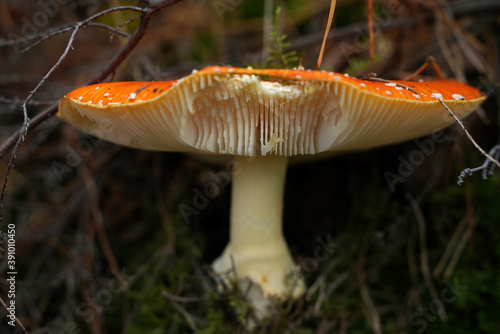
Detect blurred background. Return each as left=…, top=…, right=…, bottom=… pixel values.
left=0, top=0, right=499, bottom=332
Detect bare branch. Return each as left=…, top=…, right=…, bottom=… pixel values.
left=0, top=0, right=187, bottom=241
left=437, top=99, right=500, bottom=173
left=18, top=21, right=134, bottom=53
left=0, top=21, right=82, bottom=229
left=458, top=144, right=500, bottom=185
left=0, top=96, right=57, bottom=106
left=355, top=74, right=419, bottom=95
left=0, top=104, right=58, bottom=159
left=435, top=99, right=500, bottom=184
left=0, top=6, right=145, bottom=50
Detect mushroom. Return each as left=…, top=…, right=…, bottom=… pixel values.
left=57, top=66, right=485, bottom=317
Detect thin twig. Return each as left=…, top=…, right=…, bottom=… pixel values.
left=0, top=25, right=70, bottom=48
left=89, top=22, right=133, bottom=38
left=161, top=290, right=210, bottom=303
left=403, top=56, right=444, bottom=81
left=0, top=1, right=184, bottom=226
left=356, top=74, right=420, bottom=95
left=0, top=296, right=30, bottom=333
left=108, top=15, right=142, bottom=38
left=18, top=21, right=134, bottom=53
left=0, top=96, right=57, bottom=106
left=457, top=144, right=500, bottom=185
left=0, top=6, right=144, bottom=48
left=312, top=275, right=326, bottom=314
left=438, top=99, right=500, bottom=170
left=0, top=11, right=185, bottom=333
left=162, top=293, right=200, bottom=331
left=0, top=20, right=82, bottom=229
left=0, top=103, right=57, bottom=159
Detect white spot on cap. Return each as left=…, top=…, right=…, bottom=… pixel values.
left=431, top=93, right=443, bottom=99
left=413, top=94, right=421, bottom=99
left=104, top=93, right=110, bottom=97
left=360, top=83, right=366, bottom=88
left=386, top=90, right=392, bottom=95
left=385, top=82, right=396, bottom=87
left=94, top=86, right=100, bottom=90
left=452, top=93, right=465, bottom=100
left=128, top=92, right=137, bottom=100
left=343, top=73, right=349, bottom=77
left=77, top=96, right=83, bottom=101
left=395, top=86, right=403, bottom=90
left=191, top=69, right=198, bottom=74
left=295, top=75, right=302, bottom=79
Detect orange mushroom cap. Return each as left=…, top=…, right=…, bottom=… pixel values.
left=58, top=66, right=485, bottom=156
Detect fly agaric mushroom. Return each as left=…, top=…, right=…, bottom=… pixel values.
left=57, top=66, right=484, bottom=316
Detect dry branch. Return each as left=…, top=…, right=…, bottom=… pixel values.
left=0, top=1, right=186, bottom=330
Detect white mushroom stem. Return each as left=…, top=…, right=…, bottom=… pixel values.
left=212, top=155, right=305, bottom=316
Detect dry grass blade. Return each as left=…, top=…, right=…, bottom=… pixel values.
left=433, top=1, right=487, bottom=74
left=357, top=232, right=382, bottom=334
left=432, top=217, right=468, bottom=278
left=407, top=194, right=447, bottom=322
left=82, top=164, right=126, bottom=286
left=443, top=223, right=472, bottom=279
left=358, top=277, right=382, bottom=334
left=368, top=0, right=374, bottom=61
left=317, top=0, right=337, bottom=69
left=154, top=154, right=176, bottom=259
